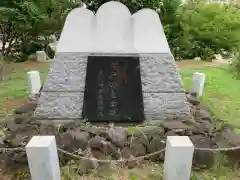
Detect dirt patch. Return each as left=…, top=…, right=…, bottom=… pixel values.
left=0, top=170, right=13, bottom=180
left=176, top=60, right=228, bottom=69
left=207, top=92, right=230, bottom=101
left=2, top=61, right=50, bottom=76
left=0, top=99, right=30, bottom=119
left=2, top=99, right=29, bottom=110
left=19, top=61, right=50, bottom=69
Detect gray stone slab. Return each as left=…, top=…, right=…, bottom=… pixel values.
left=34, top=91, right=84, bottom=119
left=143, top=92, right=190, bottom=120
left=140, top=54, right=183, bottom=93
left=43, top=53, right=87, bottom=92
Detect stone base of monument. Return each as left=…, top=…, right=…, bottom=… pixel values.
left=1, top=92, right=240, bottom=172
left=34, top=53, right=190, bottom=122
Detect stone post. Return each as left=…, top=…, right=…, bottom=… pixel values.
left=26, top=136, right=61, bottom=180
left=163, top=136, right=194, bottom=180
left=192, top=72, right=206, bottom=97
left=27, top=71, right=41, bottom=99
left=36, top=51, right=47, bottom=62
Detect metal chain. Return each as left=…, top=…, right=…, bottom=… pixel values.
left=57, top=148, right=166, bottom=162
left=1, top=145, right=240, bottom=163
left=0, top=147, right=25, bottom=152
left=195, top=146, right=240, bottom=152
left=0, top=146, right=165, bottom=162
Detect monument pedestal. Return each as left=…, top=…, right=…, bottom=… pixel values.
left=34, top=53, right=189, bottom=121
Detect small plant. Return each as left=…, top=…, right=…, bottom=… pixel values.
left=129, top=172, right=139, bottom=180
left=126, top=126, right=138, bottom=135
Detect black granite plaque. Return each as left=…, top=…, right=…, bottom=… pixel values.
left=82, top=56, right=144, bottom=122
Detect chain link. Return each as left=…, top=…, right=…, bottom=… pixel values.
left=0, top=147, right=25, bottom=152
left=57, top=148, right=166, bottom=162
left=195, top=146, right=240, bottom=152
left=0, top=145, right=240, bottom=163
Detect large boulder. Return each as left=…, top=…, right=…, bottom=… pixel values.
left=107, top=126, right=126, bottom=147
left=147, top=137, right=165, bottom=161
left=214, top=128, right=240, bottom=162
left=71, top=130, right=90, bottom=151
left=190, top=135, right=215, bottom=169
left=14, top=101, right=37, bottom=115
left=90, top=136, right=120, bottom=159
left=56, top=130, right=90, bottom=152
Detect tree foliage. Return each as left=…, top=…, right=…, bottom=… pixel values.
left=82, top=0, right=162, bottom=13
left=1, top=0, right=240, bottom=62
left=171, top=2, right=240, bottom=60
left=81, top=0, right=181, bottom=25
left=0, top=0, right=81, bottom=60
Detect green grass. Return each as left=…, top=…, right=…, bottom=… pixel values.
left=0, top=66, right=49, bottom=102
left=179, top=65, right=240, bottom=126
left=0, top=65, right=49, bottom=117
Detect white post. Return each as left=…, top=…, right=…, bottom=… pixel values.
left=192, top=72, right=206, bottom=97
left=36, top=51, right=47, bottom=62
left=26, top=136, right=61, bottom=180
left=27, top=71, right=41, bottom=99
left=163, top=136, right=194, bottom=180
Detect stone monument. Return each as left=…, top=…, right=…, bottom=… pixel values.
left=34, top=1, right=190, bottom=122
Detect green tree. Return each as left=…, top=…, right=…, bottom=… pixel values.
left=82, top=0, right=163, bottom=13
left=0, top=2, right=26, bottom=57
left=0, top=0, right=81, bottom=60
left=172, top=2, right=240, bottom=60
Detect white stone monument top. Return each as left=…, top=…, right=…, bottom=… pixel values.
left=57, top=1, right=171, bottom=54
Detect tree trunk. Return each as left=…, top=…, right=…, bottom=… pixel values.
left=1, top=42, right=6, bottom=56
left=0, top=54, right=4, bottom=81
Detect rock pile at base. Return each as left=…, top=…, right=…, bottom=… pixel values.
left=0, top=92, right=240, bottom=173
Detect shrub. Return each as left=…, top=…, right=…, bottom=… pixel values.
left=21, top=39, right=46, bottom=56
left=170, top=2, right=240, bottom=60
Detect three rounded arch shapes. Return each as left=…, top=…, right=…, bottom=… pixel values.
left=57, top=1, right=170, bottom=54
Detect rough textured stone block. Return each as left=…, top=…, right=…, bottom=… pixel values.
left=43, top=53, right=87, bottom=92
left=140, top=54, right=183, bottom=93
left=143, top=92, right=190, bottom=120
left=34, top=91, right=84, bottom=119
